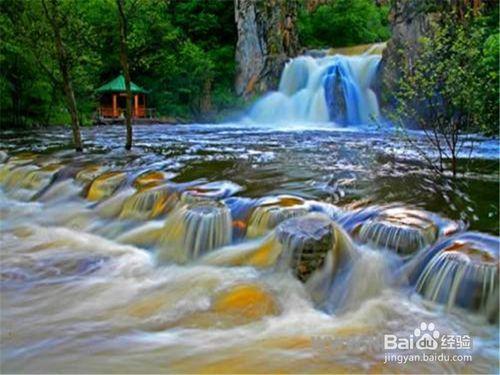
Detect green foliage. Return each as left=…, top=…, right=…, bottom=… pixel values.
left=388, top=10, right=499, bottom=175
left=298, top=0, right=390, bottom=48
left=79, top=0, right=239, bottom=121
left=479, top=31, right=499, bottom=134
left=0, top=0, right=56, bottom=127
left=0, top=0, right=102, bottom=127
left=0, top=0, right=238, bottom=127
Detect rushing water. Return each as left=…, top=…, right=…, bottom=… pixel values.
left=245, top=47, right=382, bottom=125
left=0, top=123, right=498, bottom=373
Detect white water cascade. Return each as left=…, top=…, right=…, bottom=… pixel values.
left=246, top=48, right=383, bottom=125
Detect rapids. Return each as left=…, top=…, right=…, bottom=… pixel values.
left=0, top=124, right=498, bottom=373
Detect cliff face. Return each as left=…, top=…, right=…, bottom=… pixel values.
left=380, top=1, right=437, bottom=94
left=234, top=0, right=300, bottom=98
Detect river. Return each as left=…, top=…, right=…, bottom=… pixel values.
left=0, top=122, right=498, bottom=373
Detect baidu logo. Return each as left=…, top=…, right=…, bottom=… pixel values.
left=383, top=322, right=473, bottom=364
left=414, top=322, right=440, bottom=350
left=385, top=321, right=440, bottom=350
left=384, top=321, right=471, bottom=351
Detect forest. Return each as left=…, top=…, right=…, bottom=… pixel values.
left=1, top=0, right=393, bottom=127
left=1, top=0, right=237, bottom=127
left=0, top=0, right=498, bottom=137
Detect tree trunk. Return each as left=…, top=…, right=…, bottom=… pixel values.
left=117, top=0, right=133, bottom=151
left=42, top=0, right=83, bottom=152
left=451, top=154, right=457, bottom=177
left=11, top=75, right=21, bottom=128
left=200, top=78, right=212, bottom=116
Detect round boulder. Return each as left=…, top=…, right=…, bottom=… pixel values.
left=415, top=234, right=499, bottom=322
left=86, top=171, right=127, bottom=201
left=277, top=213, right=336, bottom=282
left=158, top=197, right=232, bottom=262
left=358, top=207, right=438, bottom=255
left=120, top=186, right=176, bottom=220
left=212, top=283, right=280, bottom=321
left=247, top=195, right=310, bottom=238
left=133, top=171, right=168, bottom=190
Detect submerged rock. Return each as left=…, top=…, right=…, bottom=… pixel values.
left=158, top=198, right=232, bottom=263
left=247, top=195, right=310, bottom=237
left=24, top=164, right=62, bottom=188
left=212, top=283, right=280, bottom=321
left=0, top=163, right=63, bottom=200
left=0, top=150, right=8, bottom=163
left=86, top=171, right=127, bottom=201
left=358, top=207, right=438, bottom=255
left=119, top=186, right=177, bottom=220
left=1, top=165, right=39, bottom=189
left=75, top=165, right=108, bottom=185
left=415, top=234, right=499, bottom=323
left=277, top=213, right=335, bottom=282
left=200, top=233, right=283, bottom=268
left=0, top=154, right=39, bottom=184
left=148, top=283, right=281, bottom=331
left=4, top=152, right=37, bottom=166
left=182, top=181, right=243, bottom=201
left=133, top=171, right=168, bottom=190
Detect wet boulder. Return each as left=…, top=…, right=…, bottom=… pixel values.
left=277, top=213, right=335, bottom=282
left=0, top=150, right=8, bottom=163
left=158, top=197, right=232, bottom=263
left=1, top=163, right=63, bottom=201
left=133, top=171, right=168, bottom=190
left=247, top=195, right=310, bottom=238
left=86, top=171, right=127, bottom=201
left=119, top=186, right=177, bottom=220
left=358, top=207, right=439, bottom=255
left=75, top=165, right=108, bottom=185
left=212, top=283, right=280, bottom=322
left=414, top=233, right=499, bottom=323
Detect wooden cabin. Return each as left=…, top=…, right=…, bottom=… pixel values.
left=96, top=75, right=156, bottom=123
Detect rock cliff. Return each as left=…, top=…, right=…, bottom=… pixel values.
left=380, top=1, right=436, bottom=95
left=381, top=0, right=485, bottom=96
left=234, top=0, right=300, bottom=98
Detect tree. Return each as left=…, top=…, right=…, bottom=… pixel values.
left=388, top=10, right=497, bottom=177
left=41, top=0, right=83, bottom=151
left=298, top=0, right=390, bottom=48
left=1, top=0, right=238, bottom=125
left=116, top=0, right=132, bottom=150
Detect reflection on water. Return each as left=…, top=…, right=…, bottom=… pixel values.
left=0, top=124, right=498, bottom=373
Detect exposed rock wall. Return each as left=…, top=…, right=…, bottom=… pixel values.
left=234, top=0, right=300, bottom=98
left=381, top=0, right=486, bottom=96
left=380, top=1, right=437, bottom=95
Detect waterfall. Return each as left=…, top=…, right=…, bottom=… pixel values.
left=246, top=49, right=382, bottom=125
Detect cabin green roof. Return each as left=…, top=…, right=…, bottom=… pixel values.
left=96, top=75, right=148, bottom=94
